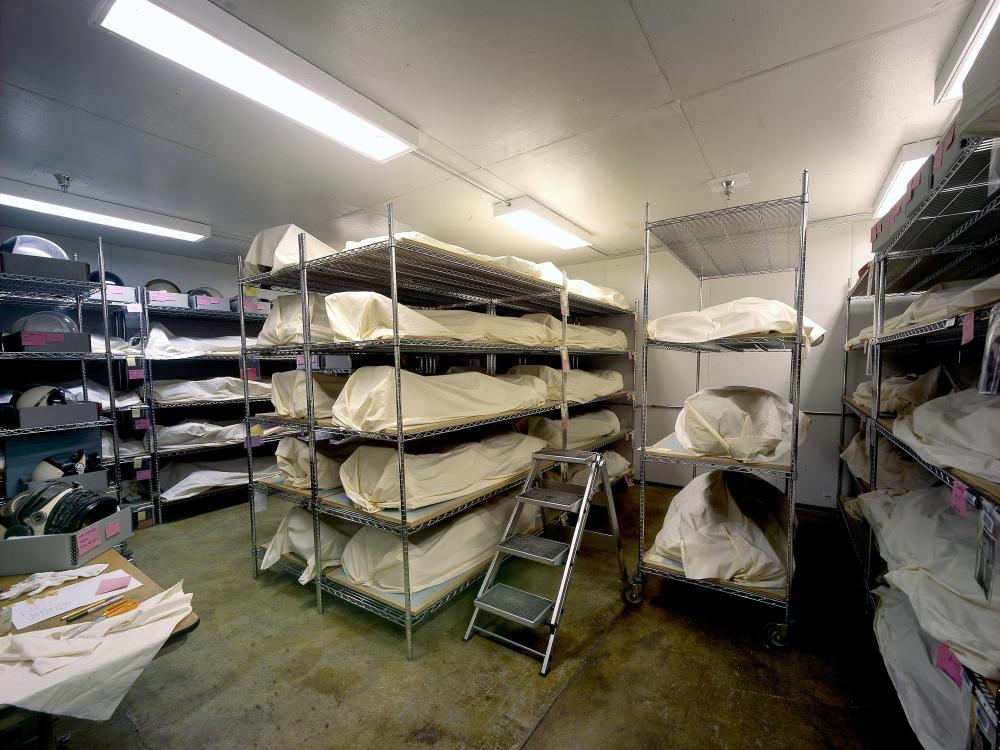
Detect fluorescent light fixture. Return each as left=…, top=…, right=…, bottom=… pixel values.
left=872, top=138, right=938, bottom=219
left=935, top=0, right=1000, bottom=103
left=0, top=178, right=209, bottom=241
left=98, top=0, right=417, bottom=163
left=493, top=197, right=591, bottom=249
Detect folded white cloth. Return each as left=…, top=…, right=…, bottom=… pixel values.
left=261, top=507, right=354, bottom=584
left=653, top=470, right=792, bottom=589
left=0, top=583, right=193, bottom=720
left=244, top=224, right=337, bottom=275
left=423, top=308, right=555, bottom=346
left=892, top=388, right=1000, bottom=482
left=840, top=432, right=939, bottom=491
left=507, top=365, right=623, bottom=403
left=275, top=437, right=343, bottom=490
left=257, top=293, right=337, bottom=346
left=155, top=420, right=245, bottom=449
left=330, top=366, right=547, bottom=432
left=153, top=377, right=270, bottom=403
left=341, top=432, right=546, bottom=512
left=525, top=409, right=621, bottom=448
left=521, top=313, right=628, bottom=350
left=0, top=564, right=107, bottom=601
left=102, top=432, right=145, bottom=458
left=675, top=386, right=810, bottom=463
left=158, top=457, right=277, bottom=502
left=270, top=370, right=348, bottom=418
left=648, top=297, right=825, bottom=345
left=62, top=381, right=142, bottom=410
left=851, top=366, right=944, bottom=415
left=142, top=323, right=251, bottom=359
left=568, top=450, right=631, bottom=484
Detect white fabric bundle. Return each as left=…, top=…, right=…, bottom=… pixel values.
left=424, top=308, right=555, bottom=345
left=152, top=377, right=269, bottom=403
left=142, top=323, right=250, bottom=358
left=154, top=420, right=244, bottom=449
left=270, top=370, right=348, bottom=418
left=839, top=432, right=939, bottom=492
left=648, top=297, right=825, bottom=345
left=847, top=273, right=1000, bottom=347
left=851, top=367, right=944, bottom=415
left=62, top=380, right=142, bottom=409
left=102, top=432, right=145, bottom=458
left=873, top=587, right=971, bottom=750
left=158, top=457, right=276, bottom=502
left=566, top=278, right=629, bottom=310
left=653, top=470, right=792, bottom=590
left=330, top=366, right=547, bottom=432
left=525, top=409, right=621, bottom=448
left=521, top=313, right=628, bottom=350
left=675, top=386, right=810, bottom=463
left=260, top=507, right=354, bottom=584
left=340, top=496, right=537, bottom=593
left=244, top=224, right=337, bottom=275
left=507, top=365, right=623, bottom=403
left=257, top=293, right=337, bottom=346
left=893, top=388, right=1000, bottom=482
left=275, top=437, right=343, bottom=490
left=856, top=486, right=1000, bottom=679
left=325, top=291, right=454, bottom=342
left=568, top=450, right=631, bottom=484
left=341, top=432, right=546, bottom=512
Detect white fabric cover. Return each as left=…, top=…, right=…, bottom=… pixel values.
left=62, top=381, right=141, bottom=409
left=566, top=278, right=629, bottom=310
left=520, top=313, right=628, bottom=350
left=275, top=437, right=343, bottom=490
left=330, top=366, right=547, bottom=432
left=525, top=409, right=621, bottom=448
left=675, top=386, right=810, bottom=463
left=568, top=450, right=631, bottom=484
left=892, top=389, right=1000, bottom=482
left=142, top=323, right=250, bottom=359
left=153, top=377, right=270, bottom=404
left=270, top=370, right=348, bottom=418
left=341, top=497, right=537, bottom=593
left=257, top=293, right=336, bottom=346
left=154, top=420, right=244, bottom=449
left=648, top=297, right=825, bottom=345
left=341, top=432, right=546, bottom=512
left=873, top=587, right=971, bottom=750
left=325, top=291, right=454, bottom=342
left=840, top=432, right=939, bottom=491
left=423, top=308, right=555, bottom=345
left=158, top=457, right=276, bottom=502
left=260, top=507, right=353, bottom=584
left=847, top=273, right=1000, bottom=347
left=102, top=432, right=144, bottom=458
left=851, top=367, right=945, bottom=416
left=507, top=365, right=623, bottom=403
left=653, top=470, right=792, bottom=589
left=856, top=486, right=1000, bottom=679
left=244, top=224, right=337, bottom=275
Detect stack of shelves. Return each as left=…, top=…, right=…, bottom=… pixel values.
left=838, top=127, right=999, bottom=746
left=630, top=172, right=809, bottom=646
left=239, top=206, right=635, bottom=657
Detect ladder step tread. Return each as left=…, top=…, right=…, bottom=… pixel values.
left=475, top=584, right=553, bottom=627
left=532, top=448, right=598, bottom=465
left=517, top=486, right=584, bottom=512
left=499, top=533, right=570, bottom=565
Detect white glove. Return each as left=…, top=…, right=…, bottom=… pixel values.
left=0, top=564, right=108, bottom=601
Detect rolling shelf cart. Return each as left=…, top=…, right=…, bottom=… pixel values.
left=238, top=205, right=636, bottom=658
left=837, top=128, right=999, bottom=746
left=628, top=171, right=810, bottom=647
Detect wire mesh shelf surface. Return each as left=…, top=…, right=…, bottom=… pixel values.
left=0, top=274, right=102, bottom=301
left=247, top=340, right=633, bottom=357
left=0, top=417, right=113, bottom=437
left=647, top=335, right=798, bottom=353
left=147, top=306, right=267, bottom=322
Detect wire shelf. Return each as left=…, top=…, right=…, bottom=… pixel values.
left=154, top=396, right=271, bottom=409
left=640, top=551, right=786, bottom=607
left=646, top=197, right=804, bottom=279
left=647, top=335, right=798, bottom=353
left=848, top=306, right=994, bottom=349
left=157, top=432, right=290, bottom=458
left=146, top=306, right=267, bottom=322
left=0, top=351, right=128, bottom=361
left=0, top=274, right=102, bottom=301
left=101, top=451, right=151, bottom=467
left=248, top=340, right=633, bottom=357
left=0, top=417, right=113, bottom=437
left=641, top=445, right=792, bottom=478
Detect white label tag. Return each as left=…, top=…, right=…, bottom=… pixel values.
left=253, top=489, right=267, bottom=513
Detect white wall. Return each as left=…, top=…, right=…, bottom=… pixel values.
left=567, top=217, right=872, bottom=507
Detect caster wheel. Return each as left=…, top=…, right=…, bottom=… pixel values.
left=623, top=583, right=645, bottom=606
left=764, top=622, right=789, bottom=648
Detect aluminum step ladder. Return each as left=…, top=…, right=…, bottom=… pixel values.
left=463, top=448, right=627, bottom=675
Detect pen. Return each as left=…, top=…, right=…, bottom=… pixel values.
left=62, top=594, right=124, bottom=623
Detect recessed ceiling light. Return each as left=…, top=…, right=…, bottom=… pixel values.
left=935, top=0, right=1000, bottom=103
left=872, top=139, right=937, bottom=219
left=493, top=197, right=591, bottom=250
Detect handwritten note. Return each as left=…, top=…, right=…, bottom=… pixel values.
left=11, top=570, right=142, bottom=630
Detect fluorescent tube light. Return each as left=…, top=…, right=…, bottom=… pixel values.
left=0, top=178, right=209, bottom=241
left=872, top=139, right=938, bottom=219
left=935, top=0, right=1000, bottom=103
left=493, top=197, right=591, bottom=250
left=98, top=0, right=417, bottom=163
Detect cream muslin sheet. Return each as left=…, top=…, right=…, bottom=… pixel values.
left=673, top=386, right=810, bottom=463
left=270, top=370, right=348, bottom=418
left=62, top=380, right=142, bottom=409
left=648, top=297, right=825, bottom=345
left=256, top=293, right=337, bottom=346
left=158, top=457, right=276, bottom=502
left=846, top=273, right=1000, bottom=348
left=873, top=587, right=971, bottom=750
left=568, top=450, right=631, bottom=484
left=154, top=419, right=284, bottom=450
left=275, top=437, right=344, bottom=490
left=261, top=507, right=355, bottom=584
left=892, top=388, right=1000, bottom=482
left=423, top=308, right=554, bottom=345
left=856, top=486, right=1000, bottom=679
left=840, top=432, right=939, bottom=492
left=340, top=432, right=547, bottom=512
left=525, top=409, right=621, bottom=448
left=521, top=313, right=628, bottom=350
left=851, top=366, right=945, bottom=415
left=244, top=224, right=337, bottom=275
left=152, top=376, right=270, bottom=403
left=507, top=364, right=623, bottom=403
left=330, top=366, right=547, bottom=432
left=142, top=323, right=250, bottom=358
left=340, top=496, right=537, bottom=593
left=653, top=470, right=792, bottom=589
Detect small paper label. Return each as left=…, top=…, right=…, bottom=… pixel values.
left=256, top=302, right=268, bottom=312
left=127, top=368, right=144, bottom=380
left=935, top=643, right=963, bottom=688
left=76, top=526, right=102, bottom=555
left=626, top=391, right=634, bottom=401
left=135, top=468, right=151, bottom=481
left=249, top=424, right=263, bottom=437
left=961, top=312, right=975, bottom=344
left=295, top=355, right=304, bottom=366
left=870, top=224, right=878, bottom=243
left=131, top=407, right=140, bottom=418
left=951, top=481, right=969, bottom=516
left=95, top=575, right=131, bottom=595
left=134, top=418, right=150, bottom=430
left=21, top=332, right=65, bottom=345
left=126, top=303, right=142, bottom=313
left=560, top=347, right=570, bottom=374
left=560, top=290, right=569, bottom=318
left=133, top=458, right=143, bottom=469
left=246, top=436, right=262, bottom=448
left=126, top=356, right=137, bottom=367
left=628, top=351, right=634, bottom=360
left=560, top=416, right=569, bottom=430
left=934, top=142, right=944, bottom=171
left=244, top=285, right=258, bottom=297
left=253, top=489, right=267, bottom=513
left=196, top=295, right=220, bottom=304
left=104, top=519, right=122, bottom=539
left=944, top=123, right=955, bottom=149
left=244, top=367, right=258, bottom=381
left=149, top=291, right=172, bottom=301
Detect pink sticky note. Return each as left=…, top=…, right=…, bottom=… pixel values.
left=105, top=519, right=122, bottom=539
left=76, top=526, right=102, bottom=555
left=135, top=469, right=151, bottom=481
left=95, top=575, right=131, bottom=595
left=134, top=418, right=150, bottom=430
left=127, top=368, right=144, bottom=380
left=961, top=312, right=975, bottom=345
left=951, top=481, right=969, bottom=517
left=935, top=643, right=963, bottom=688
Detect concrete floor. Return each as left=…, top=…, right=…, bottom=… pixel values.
left=58, top=486, right=919, bottom=749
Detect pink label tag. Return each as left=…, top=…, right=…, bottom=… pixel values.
left=560, top=416, right=569, bottom=430
left=135, top=468, right=151, bottom=481
left=126, top=302, right=142, bottom=313
left=196, top=295, right=220, bottom=304
left=626, top=391, right=634, bottom=401
left=244, top=367, right=258, bottom=381
left=627, top=351, right=634, bottom=360
left=149, top=291, right=173, bottom=301
left=561, top=359, right=570, bottom=374
left=951, top=481, right=969, bottom=516
left=256, top=302, right=268, bottom=312
left=961, top=312, right=975, bottom=344
left=21, top=332, right=65, bottom=345
left=104, top=519, right=122, bottom=539
left=935, top=643, right=963, bottom=688
left=295, top=355, right=304, bottom=366
left=95, top=575, right=131, bottom=595
left=76, top=526, right=102, bottom=555
left=127, top=368, right=144, bottom=380
left=134, top=418, right=150, bottom=430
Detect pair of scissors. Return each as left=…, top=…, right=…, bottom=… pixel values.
left=61, top=599, right=139, bottom=638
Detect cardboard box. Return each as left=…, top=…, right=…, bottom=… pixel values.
left=9, top=401, right=100, bottom=429
left=2, top=331, right=92, bottom=353
left=231, top=297, right=271, bottom=314
left=188, top=294, right=227, bottom=311
left=88, top=285, right=138, bottom=304
left=146, top=290, right=189, bottom=309
left=0, top=253, right=90, bottom=281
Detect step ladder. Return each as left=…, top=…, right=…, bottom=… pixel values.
left=463, top=448, right=628, bottom=675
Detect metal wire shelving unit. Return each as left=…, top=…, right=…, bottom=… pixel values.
left=628, top=171, right=810, bottom=646
left=238, top=205, right=636, bottom=659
